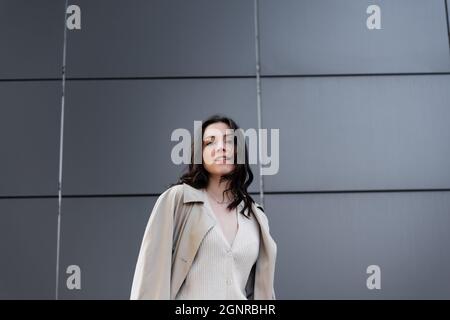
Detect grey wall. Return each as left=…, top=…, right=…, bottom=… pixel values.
left=1, top=0, right=450, bottom=299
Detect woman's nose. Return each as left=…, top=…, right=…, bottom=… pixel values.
left=216, top=138, right=226, bottom=152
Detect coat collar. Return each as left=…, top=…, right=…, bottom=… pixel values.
left=182, top=183, right=250, bottom=218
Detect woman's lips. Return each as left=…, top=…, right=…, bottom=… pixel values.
left=214, top=156, right=232, bottom=163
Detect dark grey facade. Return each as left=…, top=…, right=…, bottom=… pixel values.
left=1, top=0, right=450, bottom=299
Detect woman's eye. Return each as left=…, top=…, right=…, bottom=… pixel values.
left=204, top=138, right=232, bottom=146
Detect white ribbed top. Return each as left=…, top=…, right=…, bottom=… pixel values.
left=175, top=190, right=260, bottom=300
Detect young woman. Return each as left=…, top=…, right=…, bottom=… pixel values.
left=130, top=115, right=277, bottom=300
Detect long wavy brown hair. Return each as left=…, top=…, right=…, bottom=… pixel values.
left=170, top=114, right=255, bottom=218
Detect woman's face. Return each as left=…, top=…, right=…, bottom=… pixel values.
left=202, top=122, right=235, bottom=177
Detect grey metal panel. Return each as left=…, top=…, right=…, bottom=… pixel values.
left=58, top=196, right=156, bottom=299
left=265, top=192, right=450, bottom=299
left=0, top=199, right=57, bottom=299
left=0, top=81, right=61, bottom=196
left=63, top=78, right=260, bottom=195
left=66, top=0, right=256, bottom=78
left=259, top=0, right=450, bottom=75
left=262, top=75, right=450, bottom=192
left=0, top=0, right=64, bottom=79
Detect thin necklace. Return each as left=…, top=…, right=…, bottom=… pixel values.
left=206, top=190, right=233, bottom=205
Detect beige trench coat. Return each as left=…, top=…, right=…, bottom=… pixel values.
left=130, top=183, right=277, bottom=300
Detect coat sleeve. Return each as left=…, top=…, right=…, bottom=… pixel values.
left=130, top=186, right=180, bottom=299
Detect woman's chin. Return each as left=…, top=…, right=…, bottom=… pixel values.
left=210, top=165, right=234, bottom=175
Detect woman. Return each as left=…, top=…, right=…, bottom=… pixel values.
left=130, top=115, right=277, bottom=300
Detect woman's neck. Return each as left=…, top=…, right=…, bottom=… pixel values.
left=206, top=175, right=233, bottom=202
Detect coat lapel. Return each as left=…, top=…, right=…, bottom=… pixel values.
left=170, top=184, right=215, bottom=298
